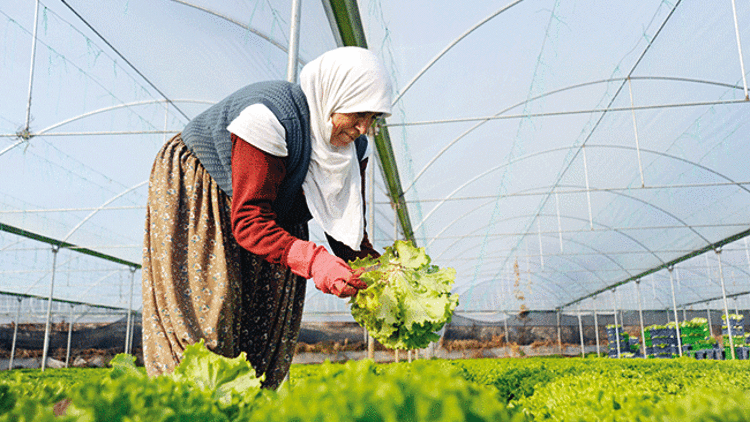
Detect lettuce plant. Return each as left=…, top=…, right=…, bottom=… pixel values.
left=349, top=240, right=459, bottom=350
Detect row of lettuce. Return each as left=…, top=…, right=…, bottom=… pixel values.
left=606, top=314, right=747, bottom=359
left=3, top=343, right=750, bottom=421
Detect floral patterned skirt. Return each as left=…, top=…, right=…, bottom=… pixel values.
left=140, top=134, right=307, bottom=389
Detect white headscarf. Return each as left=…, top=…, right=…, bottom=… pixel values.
left=299, top=47, right=393, bottom=249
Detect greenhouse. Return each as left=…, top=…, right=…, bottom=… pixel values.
left=4, top=0, right=750, bottom=420
left=2, top=0, right=750, bottom=375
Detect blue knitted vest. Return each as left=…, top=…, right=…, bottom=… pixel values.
left=182, top=81, right=368, bottom=221
left=182, top=81, right=310, bottom=221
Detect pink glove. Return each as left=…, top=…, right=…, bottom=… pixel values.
left=287, top=240, right=368, bottom=298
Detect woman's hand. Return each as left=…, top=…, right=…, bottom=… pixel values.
left=287, top=240, right=368, bottom=298
left=310, top=251, right=368, bottom=297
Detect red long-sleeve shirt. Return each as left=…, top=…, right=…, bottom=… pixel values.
left=229, top=134, right=378, bottom=268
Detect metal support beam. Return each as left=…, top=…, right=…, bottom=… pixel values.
left=612, top=290, right=621, bottom=358
left=577, top=306, right=585, bottom=358
left=65, top=304, right=74, bottom=367
left=503, top=313, right=510, bottom=356
left=636, top=280, right=647, bottom=357
left=125, top=267, right=137, bottom=355
left=286, top=0, right=302, bottom=83
left=0, top=222, right=140, bottom=268
left=562, top=227, right=750, bottom=309
left=668, top=267, right=683, bottom=357
left=717, top=249, right=736, bottom=359
left=368, top=158, right=376, bottom=359
left=556, top=308, right=562, bottom=355
left=41, top=245, right=60, bottom=371
left=9, top=298, right=21, bottom=370
left=593, top=305, right=601, bottom=357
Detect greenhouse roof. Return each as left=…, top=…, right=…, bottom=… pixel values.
left=1, top=0, right=749, bottom=320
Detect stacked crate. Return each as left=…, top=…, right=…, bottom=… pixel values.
left=606, top=324, right=631, bottom=357
left=722, top=314, right=748, bottom=359
left=645, top=325, right=678, bottom=358
left=628, top=336, right=642, bottom=357
left=681, top=318, right=714, bottom=359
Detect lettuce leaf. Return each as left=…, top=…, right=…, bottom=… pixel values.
left=109, top=339, right=262, bottom=406
left=349, top=240, right=459, bottom=350
left=170, top=339, right=263, bottom=404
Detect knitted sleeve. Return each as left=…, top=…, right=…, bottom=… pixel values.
left=231, top=134, right=379, bottom=265
left=230, top=134, right=298, bottom=264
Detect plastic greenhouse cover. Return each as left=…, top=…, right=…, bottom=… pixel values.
left=1, top=0, right=750, bottom=322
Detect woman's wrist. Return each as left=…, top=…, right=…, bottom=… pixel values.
left=286, top=240, right=322, bottom=279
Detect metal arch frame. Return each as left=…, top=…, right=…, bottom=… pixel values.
left=398, top=75, right=749, bottom=195
left=412, top=144, right=750, bottom=240
left=496, top=0, right=683, bottom=305
left=689, top=252, right=750, bottom=288
left=0, top=99, right=213, bottom=158
left=681, top=291, right=750, bottom=309
left=424, top=182, right=698, bottom=274
left=58, top=0, right=310, bottom=120
left=6, top=1, right=308, bottom=152
left=653, top=263, right=744, bottom=307
left=577, top=283, right=672, bottom=312
left=454, top=277, right=566, bottom=311
left=18, top=1, right=190, bottom=126
left=437, top=212, right=633, bottom=275
left=434, top=213, right=635, bottom=298
left=426, top=207, right=720, bottom=272
left=636, top=267, right=707, bottom=310
left=19, top=254, right=79, bottom=297
left=32, top=99, right=211, bottom=137
left=432, top=187, right=748, bottom=309
left=432, top=207, right=655, bottom=279
left=457, top=255, right=579, bottom=292
left=391, top=0, right=525, bottom=106
left=62, top=181, right=148, bottom=244
left=478, top=267, right=594, bottom=311
left=424, top=198, right=749, bottom=312
left=454, top=220, right=634, bottom=291
left=561, top=227, right=750, bottom=309
left=442, top=244, right=746, bottom=260
left=387, top=98, right=747, bottom=128
left=399, top=184, right=750, bottom=206
left=169, top=0, right=310, bottom=65
left=661, top=255, right=750, bottom=284
left=455, top=255, right=575, bottom=297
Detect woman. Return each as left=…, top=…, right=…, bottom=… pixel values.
left=140, top=47, right=392, bottom=388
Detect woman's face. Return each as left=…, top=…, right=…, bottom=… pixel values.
left=330, top=112, right=379, bottom=147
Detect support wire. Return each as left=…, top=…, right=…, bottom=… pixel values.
left=627, top=77, right=646, bottom=187
left=23, top=0, right=40, bottom=136
left=59, top=0, right=189, bottom=120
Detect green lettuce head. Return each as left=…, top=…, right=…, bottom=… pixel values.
left=349, top=240, right=459, bottom=350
